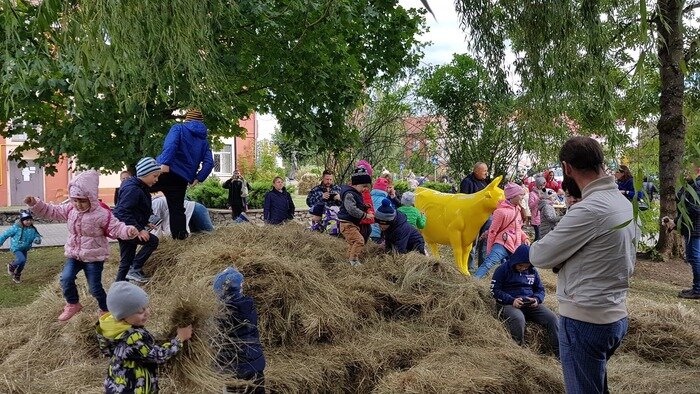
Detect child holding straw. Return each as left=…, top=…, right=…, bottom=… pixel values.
left=338, top=167, right=374, bottom=266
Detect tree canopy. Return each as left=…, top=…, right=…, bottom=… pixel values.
left=0, top=0, right=425, bottom=172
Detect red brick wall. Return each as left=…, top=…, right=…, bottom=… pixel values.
left=236, top=113, right=257, bottom=172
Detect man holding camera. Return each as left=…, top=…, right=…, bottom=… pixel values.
left=223, top=170, right=250, bottom=220
left=306, top=170, right=342, bottom=208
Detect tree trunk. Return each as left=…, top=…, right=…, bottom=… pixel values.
left=656, top=0, right=686, bottom=258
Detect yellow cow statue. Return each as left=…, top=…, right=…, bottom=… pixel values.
left=415, top=176, right=504, bottom=276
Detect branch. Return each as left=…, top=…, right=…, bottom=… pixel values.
left=683, top=2, right=700, bottom=15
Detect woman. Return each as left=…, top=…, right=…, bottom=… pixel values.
left=263, top=177, right=295, bottom=225
left=615, top=165, right=636, bottom=201
left=223, top=170, right=250, bottom=220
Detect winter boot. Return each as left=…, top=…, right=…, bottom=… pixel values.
left=58, top=303, right=83, bottom=321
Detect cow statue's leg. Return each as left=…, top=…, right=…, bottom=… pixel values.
left=427, top=242, right=440, bottom=258
left=461, top=242, right=473, bottom=276
left=449, top=231, right=469, bottom=275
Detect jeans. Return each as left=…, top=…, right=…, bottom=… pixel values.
left=474, top=243, right=510, bottom=279
left=468, top=216, right=492, bottom=272
left=684, top=235, right=700, bottom=292
left=498, top=304, right=559, bottom=356
left=116, top=234, right=159, bottom=281
left=60, top=258, right=108, bottom=311
left=560, top=316, right=628, bottom=394
left=190, top=203, right=214, bottom=233
left=12, top=250, right=28, bottom=275
left=151, top=172, right=189, bottom=240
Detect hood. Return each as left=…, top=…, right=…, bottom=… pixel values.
left=506, top=244, right=532, bottom=270
left=183, top=120, right=208, bottom=139
left=68, top=170, right=101, bottom=212
left=370, top=189, right=388, bottom=198
left=96, top=312, right=132, bottom=340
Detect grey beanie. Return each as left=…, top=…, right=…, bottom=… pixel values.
left=401, top=192, right=416, bottom=207
left=535, top=175, right=546, bottom=188
left=107, top=281, right=150, bottom=320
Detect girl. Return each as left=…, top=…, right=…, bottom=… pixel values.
left=474, top=182, right=530, bottom=279
left=2, top=210, right=42, bottom=284
left=538, top=189, right=561, bottom=238
left=25, top=170, right=138, bottom=321
left=263, top=177, right=295, bottom=225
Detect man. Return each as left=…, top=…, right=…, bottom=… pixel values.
left=530, top=137, right=637, bottom=393
left=223, top=169, right=250, bottom=220
left=459, top=162, right=491, bottom=272
left=306, top=170, right=342, bottom=208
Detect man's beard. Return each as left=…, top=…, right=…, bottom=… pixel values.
left=562, top=173, right=582, bottom=199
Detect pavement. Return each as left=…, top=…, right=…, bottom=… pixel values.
left=0, top=223, right=74, bottom=249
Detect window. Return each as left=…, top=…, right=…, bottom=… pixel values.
left=212, top=145, right=233, bottom=175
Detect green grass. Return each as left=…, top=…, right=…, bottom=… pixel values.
left=292, top=193, right=308, bottom=209
left=0, top=246, right=66, bottom=308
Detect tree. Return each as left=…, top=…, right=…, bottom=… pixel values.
left=454, top=0, right=700, bottom=256
left=0, top=0, right=425, bottom=172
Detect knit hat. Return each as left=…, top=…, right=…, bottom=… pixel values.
left=309, top=203, right=325, bottom=217
left=351, top=167, right=372, bottom=186
left=19, top=210, right=33, bottom=221
left=135, top=157, right=161, bottom=177
left=373, top=178, right=389, bottom=192
left=213, top=266, right=244, bottom=298
left=356, top=160, right=374, bottom=177
left=509, top=244, right=531, bottom=266
left=544, top=188, right=557, bottom=201
left=184, top=108, right=204, bottom=121
left=374, top=198, right=396, bottom=224
left=401, top=191, right=416, bottom=207
left=504, top=182, right=525, bottom=200
left=535, top=175, right=546, bottom=188
left=107, top=281, right=150, bottom=320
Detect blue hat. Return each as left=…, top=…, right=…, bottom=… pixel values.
left=509, top=244, right=531, bottom=266
left=213, top=266, right=244, bottom=298
left=374, top=198, right=396, bottom=224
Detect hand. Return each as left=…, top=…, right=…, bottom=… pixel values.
left=176, top=325, right=193, bottom=342
left=189, top=179, right=199, bottom=187
left=523, top=238, right=531, bottom=246
left=138, top=230, right=150, bottom=242
left=529, top=298, right=539, bottom=308
left=127, top=226, right=139, bottom=238
left=24, top=196, right=37, bottom=206
left=147, top=223, right=156, bottom=230
left=513, top=298, right=524, bottom=308
left=366, top=213, right=374, bottom=220
left=160, top=164, right=170, bottom=173
left=322, top=192, right=330, bottom=200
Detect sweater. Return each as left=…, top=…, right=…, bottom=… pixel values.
left=490, top=256, right=545, bottom=306
left=263, top=188, right=295, bottom=225
left=486, top=200, right=528, bottom=254
left=384, top=211, right=426, bottom=254
left=338, top=186, right=368, bottom=226
left=397, top=206, right=426, bottom=229
left=306, top=184, right=342, bottom=208
left=530, top=176, right=637, bottom=324
left=156, top=120, right=214, bottom=183
left=370, top=189, right=389, bottom=238
left=0, top=222, right=41, bottom=252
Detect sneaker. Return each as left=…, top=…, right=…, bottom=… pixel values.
left=58, top=303, right=83, bottom=321
left=126, top=271, right=150, bottom=283
left=679, top=288, right=694, bottom=296
left=349, top=259, right=362, bottom=267
left=7, top=263, right=15, bottom=276
left=678, top=290, right=700, bottom=299
left=12, top=275, right=20, bottom=284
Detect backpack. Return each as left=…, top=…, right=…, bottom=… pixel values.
left=67, top=200, right=114, bottom=238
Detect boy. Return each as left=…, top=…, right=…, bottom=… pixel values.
left=396, top=192, right=426, bottom=229
left=2, top=210, right=42, bottom=283
left=214, top=267, right=266, bottom=394
left=375, top=198, right=426, bottom=255
left=337, top=167, right=374, bottom=266
left=113, top=157, right=161, bottom=283
left=97, top=281, right=193, bottom=393
left=490, top=244, right=559, bottom=356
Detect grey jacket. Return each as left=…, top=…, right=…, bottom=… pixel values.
left=537, top=199, right=560, bottom=237
left=530, top=176, right=637, bottom=324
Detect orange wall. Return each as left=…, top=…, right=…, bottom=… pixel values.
left=44, top=156, right=70, bottom=203
left=236, top=113, right=257, bottom=172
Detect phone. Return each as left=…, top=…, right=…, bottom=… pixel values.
left=521, top=298, right=535, bottom=305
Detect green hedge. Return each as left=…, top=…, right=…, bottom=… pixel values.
left=421, top=181, right=453, bottom=193
left=393, top=180, right=409, bottom=194
left=186, top=177, right=228, bottom=208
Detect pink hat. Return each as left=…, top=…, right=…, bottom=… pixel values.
left=373, top=178, right=389, bottom=192
left=356, top=160, right=373, bottom=176
left=504, top=182, right=525, bottom=200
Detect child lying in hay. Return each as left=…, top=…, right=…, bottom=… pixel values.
left=214, top=266, right=266, bottom=394
left=96, top=281, right=193, bottom=393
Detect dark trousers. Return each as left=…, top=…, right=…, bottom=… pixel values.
left=116, top=235, right=159, bottom=281
left=151, top=172, right=189, bottom=239
left=60, top=259, right=107, bottom=311
left=533, top=224, right=541, bottom=241
left=498, top=304, right=559, bottom=356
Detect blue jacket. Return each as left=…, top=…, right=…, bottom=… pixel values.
left=306, top=184, right=342, bottom=208
left=384, top=211, right=426, bottom=254
left=157, top=120, right=214, bottom=183
left=113, top=177, right=153, bottom=231
left=459, top=173, right=489, bottom=194
left=263, top=188, right=295, bottom=224
left=490, top=255, right=545, bottom=306
left=337, top=185, right=368, bottom=225
left=217, top=294, right=266, bottom=378
left=0, top=222, right=41, bottom=252
left=370, top=189, right=389, bottom=239
left=617, top=178, right=643, bottom=201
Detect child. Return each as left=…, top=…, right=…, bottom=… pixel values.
left=213, top=267, right=266, bottom=394
left=338, top=167, right=374, bottom=266
left=25, top=170, right=139, bottom=321
left=397, top=192, right=426, bottom=229
left=474, top=182, right=530, bottom=279
left=375, top=199, right=426, bottom=255
left=114, top=157, right=161, bottom=283
left=490, top=244, right=559, bottom=356
left=97, top=281, right=193, bottom=393
left=528, top=176, right=546, bottom=241
left=356, top=160, right=376, bottom=241
left=369, top=177, right=390, bottom=242
left=538, top=189, right=561, bottom=238
left=2, top=210, right=42, bottom=284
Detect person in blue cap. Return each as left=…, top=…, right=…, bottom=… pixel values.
left=213, top=267, right=266, bottom=394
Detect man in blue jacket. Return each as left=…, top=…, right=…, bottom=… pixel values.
left=114, top=157, right=161, bottom=283
left=375, top=198, right=425, bottom=255
left=491, top=244, right=559, bottom=356
left=154, top=109, right=214, bottom=240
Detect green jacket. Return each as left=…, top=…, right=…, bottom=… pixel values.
left=397, top=206, right=426, bottom=229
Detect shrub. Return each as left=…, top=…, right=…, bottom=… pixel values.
left=421, top=181, right=453, bottom=193
left=393, top=180, right=409, bottom=194
left=186, top=177, right=228, bottom=208
left=298, top=173, right=320, bottom=195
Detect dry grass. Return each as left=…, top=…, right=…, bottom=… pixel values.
left=0, top=224, right=699, bottom=393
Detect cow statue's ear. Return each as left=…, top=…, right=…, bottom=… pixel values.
left=484, top=191, right=492, bottom=199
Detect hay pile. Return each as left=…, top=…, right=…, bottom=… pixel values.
left=0, top=224, right=699, bottom=393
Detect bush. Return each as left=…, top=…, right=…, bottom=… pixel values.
left=422, top=181, right=453, bottom=193
left=247, top=181, right=271, bottom=209
left=393, top=180, right=409, bottom=194
left=298, top=173, right=320, bottom=195
left=186, top=177, right=228, bottom=208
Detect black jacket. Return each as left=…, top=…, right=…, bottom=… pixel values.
left=263, top=188, right=295, bottom=224
left=223, top=178, right=249, bottom=211
left=113, top=177, right=153, bottom=231
left=217, top=295, right=266, bottom=378
left=384, top=211, right=425, bottom=254
left=459, top=173, right=489, bottom=194
left=337, top=185, right=368, bottom=225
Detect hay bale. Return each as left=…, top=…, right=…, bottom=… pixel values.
left=297, top=173, right=320, bottom=195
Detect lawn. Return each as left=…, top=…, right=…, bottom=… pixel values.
left=0, top=246, right=66, bottom=307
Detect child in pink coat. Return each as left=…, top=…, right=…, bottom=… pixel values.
left=25, top=170, right=138, bottom=321
left=474, top=182, right=530, bottom=279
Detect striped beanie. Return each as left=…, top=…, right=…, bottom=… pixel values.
left=185, top=109, right=204, bottom=121
left=136, top=157, right=161, bottom=177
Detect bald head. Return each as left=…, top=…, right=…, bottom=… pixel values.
left=473, top=162, right=488, bottom=181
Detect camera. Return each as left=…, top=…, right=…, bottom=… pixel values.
left=520, top=298, right=535, bottom=305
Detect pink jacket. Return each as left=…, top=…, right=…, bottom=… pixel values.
left=29, top=170, right=136, bottom=262
left=487, top=200, right=529, bottom=254
left=529, top=190, right=541, bottom=226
